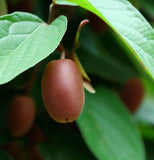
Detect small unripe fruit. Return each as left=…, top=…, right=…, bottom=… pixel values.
left=8, top=95, right=35, bottom=137
left=41, top=59, right=85, bottom=123
left=121, top=78, right=144, bottom=113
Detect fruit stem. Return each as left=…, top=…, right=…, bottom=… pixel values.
left=48, top=2, right=58, bottom=24
left=74, top=19, right=89, bottom=50
left=48, top=3, right=55, bottom=24
left=59, top=43, right=66, bottom=59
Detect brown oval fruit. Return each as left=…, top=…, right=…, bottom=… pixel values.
left=8, top=95, right=35, bottom=137
left=121, top=78, right=144, bottom=113
left=41, top=59, right=85, bottom=123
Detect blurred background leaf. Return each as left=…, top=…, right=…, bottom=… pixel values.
left=77, top=27, right=138, bottom=83
left=137, top=0, right=154, bottom=19
left=77, top=86, right=145, bottom=160
left=38, top=123, right=96, bottom=160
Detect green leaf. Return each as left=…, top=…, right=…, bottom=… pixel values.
left=0, top=12, right=67, bottom=84
left=77, top=86, right=145, bottom=160
left=56, top=0, right=154, bottom=79
left=54, top=0, right=77, bottom=6
left=0, top=149, right=13, bottom=160
left=0, top=0, right=8, bottom=16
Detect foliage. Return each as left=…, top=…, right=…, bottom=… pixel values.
left=0, top=0, right=154, bottom=159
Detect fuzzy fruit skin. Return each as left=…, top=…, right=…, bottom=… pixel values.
left=41, top=59, right=85, bottom=123
left=8, top=96, right=35, bottom=137
left=121, top=78, right=144, bottom=113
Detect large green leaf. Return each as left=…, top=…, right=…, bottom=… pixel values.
left=0, top=12, right=67, bottom=84
left=55, top=0, right=154, bottom=79
left=0, top=0, right=8, bottom=16
left=77, top=86, right=145, bottom=160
